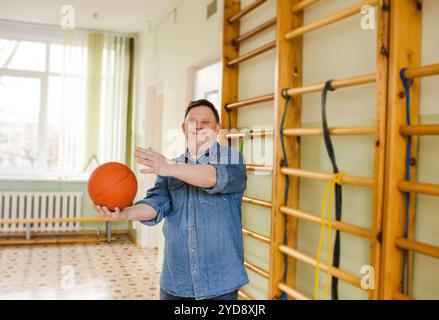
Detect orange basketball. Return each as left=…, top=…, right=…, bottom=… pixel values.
left=87, top=162, right=138, bottom=211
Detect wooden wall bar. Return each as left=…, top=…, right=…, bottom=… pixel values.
left=269, top=0, right=303, bottom=300
left=380, top=0, right=422, bottom=299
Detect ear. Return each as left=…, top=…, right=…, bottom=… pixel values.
left=181, top=122, right=185, bottom=133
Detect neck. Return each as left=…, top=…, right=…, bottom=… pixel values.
left=187, top=141, right=215, bottom=160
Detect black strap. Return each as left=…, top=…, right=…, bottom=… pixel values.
left=321, top=80, right=342, bottom=300
left=226, top=107, right=232, bottom=147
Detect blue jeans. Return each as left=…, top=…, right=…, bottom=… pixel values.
left=160, top=288, right=238, bottom=300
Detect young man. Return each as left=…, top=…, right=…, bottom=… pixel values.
left=95, top=99, right=249, bottom=300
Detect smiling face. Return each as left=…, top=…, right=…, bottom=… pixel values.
left=181, top=105, right=220, bottom=153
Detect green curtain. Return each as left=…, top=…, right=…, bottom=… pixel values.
left=84, top=33, right=135, bottom=169
left=84, top=33, right=104, bottom=168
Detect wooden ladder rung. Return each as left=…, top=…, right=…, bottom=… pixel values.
left=246, top=165, right=273, bottom=173
left=398, top=180, right=439, bottom=197
left=278, top=244, right=362, bottom=289
left=228, top=0, right=267, bottom=24
left=225, top=129, right=274, bottom=139
left=278, top=283, right=311, bottom=300
left=280, top=167, right=374, bottom=188
left=280, top=206, right=372, bottom=240
left=226, top=93, right=275, bottom=110
left=400, top=124, right=439, bottom=136
left=233, top=17, right=277, bottom=46
left=283, top=126, right=377, bottom=137
left=242, top=227, right=271, bottom=244
left=395, top=237, right=439, bottom=260
left=238, top=290, right=253, bottom=300
left=286, top=73, right=376, bottom=97
left=291, top=0, right=321, bottom=13
left=285, top=0, right=379, bottom=40
left=244, top=261, right=270, bottom=279
left=228, top=41, right=276, bottom=67
left=404, top=63, right=439, bottom=79
left=242, top=196, right=272, bottom=208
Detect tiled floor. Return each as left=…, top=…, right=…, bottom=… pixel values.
left=0, top=235, right=161, bottom=300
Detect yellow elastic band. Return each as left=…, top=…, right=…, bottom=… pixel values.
left=314, top=172, right=345, bottom=300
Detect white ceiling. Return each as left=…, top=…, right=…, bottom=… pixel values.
left=0, top=0, right=171, bottom=34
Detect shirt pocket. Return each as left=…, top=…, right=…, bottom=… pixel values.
left=167, top=177, right=185, bottom=209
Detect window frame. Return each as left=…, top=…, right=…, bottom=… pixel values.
left=0, top=34, right=83, bottom=179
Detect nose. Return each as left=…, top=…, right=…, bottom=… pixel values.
left=196, top=121, right=205, bottom=131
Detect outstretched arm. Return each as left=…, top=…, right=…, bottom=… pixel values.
left=134, top=146, right=217, bottom=188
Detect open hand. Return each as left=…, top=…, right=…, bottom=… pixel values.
left=94, top=205, right=128, bottom=220
left=134, top=146, right=176, bottom=176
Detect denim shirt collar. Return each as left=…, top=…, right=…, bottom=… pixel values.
left=182, top=142, right=220, bottom=165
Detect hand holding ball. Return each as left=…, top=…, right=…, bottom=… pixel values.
left=88, top=162, right=138, bottom=212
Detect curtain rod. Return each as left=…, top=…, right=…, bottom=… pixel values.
left=0, top=18, right=137, bottom=38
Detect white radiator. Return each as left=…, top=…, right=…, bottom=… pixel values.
left=0, top=192, right=83, bottom=233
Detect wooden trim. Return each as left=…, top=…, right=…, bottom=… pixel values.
left=242, top=196, right=272, bottom=208
left=244, top=261, right=270, bottom=278
left=0, top=236, right=116, bottom=245
left=242, top=227, right=271, bottom=244
left=280, top=167, right=374, bottom=188
left=380, top=0, right=422, bottom=300
left=278, top=245, right=363, bottom=288
left=291, top=0, right=321, bottom=13
left=395, top=237, right=439, bottom=260
left=285, top=0, right=379, bottom=40
left=286, top=73, right=376, bottom=96
left=233, top=18, right=277, bottom=45
left=225, top=93, right=275, bottom=110
left=0, top=229, right=129, bottom=238
left=280, top=206, right=372, bottom=239
left=400, top=124, right=439, bottom=136
left=283, top=126, right=377, bottom=136
left=278, top=283, right=311, bottom=300
left=228, top=0, right=267, bottom=24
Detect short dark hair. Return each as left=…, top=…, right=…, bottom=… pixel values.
left=184, top=99, right=220, bottom=123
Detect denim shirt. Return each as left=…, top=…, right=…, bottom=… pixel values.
left=135, top=142, right=249, bottom=299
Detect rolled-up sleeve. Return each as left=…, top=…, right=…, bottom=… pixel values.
left=135, top=175, right=171, bottom=226
left=202, top=147, right=247, bottom=194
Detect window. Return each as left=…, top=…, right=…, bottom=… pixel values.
left=0, top=36, right=87, bottom=178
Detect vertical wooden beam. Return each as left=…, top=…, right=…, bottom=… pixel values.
left=269, top=0, right=303, bottom=300
left=368, top=0, right=390, bottom=300
left=381, top=0, right=421, bottom=300
left=220, top=0, right=241, bottom=144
